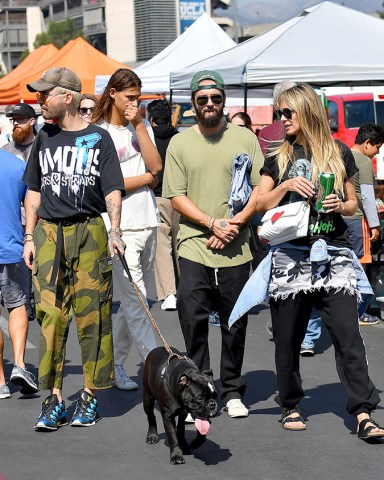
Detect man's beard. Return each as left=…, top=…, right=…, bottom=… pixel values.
left=12, top=125, right=32, bottom=144
left=194, top=104, right=224, bottom=128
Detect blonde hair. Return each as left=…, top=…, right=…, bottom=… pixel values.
left=273, top=83, right=346, bottom=194
left=55, top=87, right=83, bottom=108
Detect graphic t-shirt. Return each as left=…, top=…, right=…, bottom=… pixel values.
left=261, top=141, right=358, bottom=248
left=23, top=124, right=125, bottom=220
left=98, top=120, right=159, bottom=230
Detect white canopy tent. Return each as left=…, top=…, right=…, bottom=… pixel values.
left=170, top=2, right=384, bottom=94
left=95, top=12, right=236, bottom=95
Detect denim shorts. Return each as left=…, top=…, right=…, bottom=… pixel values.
left=0, top=262, right=28, bottom=308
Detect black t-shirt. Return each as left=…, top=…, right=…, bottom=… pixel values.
left=260, top=141, right=358, bottom=247
left=23, top=123, right=125, bottom=220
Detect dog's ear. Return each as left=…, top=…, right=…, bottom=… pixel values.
left=203, top=369, right=214, bottom=379
left=179, top=374, right=190, bottom=387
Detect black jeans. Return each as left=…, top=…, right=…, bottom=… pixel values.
left=270, top=289, right=380, bottom=415
left=177, top=258, right=249, bottom=403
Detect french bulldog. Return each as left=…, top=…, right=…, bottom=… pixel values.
left=143, top=346, right=218, bottom=465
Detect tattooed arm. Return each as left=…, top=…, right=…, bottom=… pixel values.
left=23, top=190, right=41, bottom=270
left=105, top=190, right=125, bottom=256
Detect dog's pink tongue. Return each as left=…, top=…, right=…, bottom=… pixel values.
left=195, top=418, right=210, bottom=435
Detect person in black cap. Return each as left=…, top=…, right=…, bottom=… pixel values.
left=162, top=70, right=264, bottom=418
left=2, top=103, right=37, bottom=163
left=22, top=66, right=126, bottom=432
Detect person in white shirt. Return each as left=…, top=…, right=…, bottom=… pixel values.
left=93, top=68, right=162, bottom=390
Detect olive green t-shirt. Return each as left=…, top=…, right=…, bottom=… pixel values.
left=348, top=151, right=375, bottom=220
left=162, top=123, right=263, bottom=268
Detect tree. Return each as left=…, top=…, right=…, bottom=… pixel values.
left=34, top=19, right=85, bottom=49
left=19, top=49, right=30, bottom=64
left=379, top=2, right=384, bottom=20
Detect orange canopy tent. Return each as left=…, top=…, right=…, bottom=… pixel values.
left=0, top=44, right=58, bottom=91
left=0, top=37, right=129, bottom=104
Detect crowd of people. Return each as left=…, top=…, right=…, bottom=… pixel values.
left=0, top=65, right=383, bottom=442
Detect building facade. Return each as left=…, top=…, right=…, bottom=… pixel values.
left=0, top=0, right=232, bottom=73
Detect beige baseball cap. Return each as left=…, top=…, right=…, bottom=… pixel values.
left=27, top=67, right=82, bottom=93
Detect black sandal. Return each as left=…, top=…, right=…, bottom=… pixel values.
left=357, top=418, right=384, bottom=440
left=281, top=408, right=306, bottom=431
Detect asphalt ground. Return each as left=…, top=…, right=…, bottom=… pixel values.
left=1, top=276, right=384, bottom=480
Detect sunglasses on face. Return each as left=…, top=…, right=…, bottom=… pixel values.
left=36, top=91, right=65, bottom=104
left=9, top=116, right=30, bottom=125
left=276, top=108, right=295, bottom=120
left=79, top=107, right=95, bottom=115
left=195, top=94, right=224, bottom=107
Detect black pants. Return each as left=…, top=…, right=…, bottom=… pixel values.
left=270, top=289, right=380, bottom=415
left=177, top=258, right=249, bottom=402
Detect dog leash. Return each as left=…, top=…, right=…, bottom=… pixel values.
left=117, top=251, right=182, bottom=360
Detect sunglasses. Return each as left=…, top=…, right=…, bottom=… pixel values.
left=195, top=94, right=224, bottom=107
left=9, top=116, right=30, bottom=125
left=79, top=107, right=95, bottom=115
left=276, top=108, right=295, bottom=120
left=36, top=91, right=65, bottom=104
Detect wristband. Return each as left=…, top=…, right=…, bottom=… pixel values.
left=24, top=233, right=34, bottom=239
left=208, top=217, right=216, bottom=231
left=109, top=228, right=123, bottom=237
left=23, top=238, right=34, bottom=244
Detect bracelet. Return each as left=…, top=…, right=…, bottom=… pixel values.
left=23, top=238, right=34, bottom=244
left=109, top=228, right=123, bottom=237
left=24, top=233, right=34, bottom=239
left=208, top=217, right=216, bottom=231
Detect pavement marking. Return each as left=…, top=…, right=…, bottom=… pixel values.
left=0, top=314, right=36, bottom=349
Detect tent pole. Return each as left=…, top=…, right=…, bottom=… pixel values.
left=244, top=84, right=248, bottom=113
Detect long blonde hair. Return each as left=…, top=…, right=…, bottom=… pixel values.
left=273, top=83, right=346, bottom=194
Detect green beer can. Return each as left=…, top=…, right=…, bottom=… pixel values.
left=315, top=172, right=335, bottom=212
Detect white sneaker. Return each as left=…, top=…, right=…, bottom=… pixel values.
left=225, top=399, right=249, bottom=418
left=114, top=365, right=138, bottom=391
left=161, top=294, right=177, bottom=311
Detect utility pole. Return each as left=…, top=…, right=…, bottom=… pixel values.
left=232, top=0, right=239, bottom=43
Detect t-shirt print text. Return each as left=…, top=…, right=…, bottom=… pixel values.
left=39, top=133, right=102, bottom=196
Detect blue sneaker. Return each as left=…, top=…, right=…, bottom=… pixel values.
left=71, top=390, right=100, bottom=427
left=35, top=394, right=68, bottom=431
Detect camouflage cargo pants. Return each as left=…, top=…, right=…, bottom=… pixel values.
left=33, top=216, right=114, bottom=390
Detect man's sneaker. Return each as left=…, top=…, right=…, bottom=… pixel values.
left=300, top=347, right=315, bottom=357
left=225, top=399, right=249, bottom=418
left=114, top=365, right=139, bottom=390
left=161, top=294, right=177, bottom=311
left=34, top=394, right=68, bottom=431
left=0, top=384, right=11, bottom=399
left=10, top=365, right=39, bottom=394
left=209, top=311, right=220, bottom=327
left=71, top=390, right=100, bottom=427
left=359, top=313, right=380, bottom=326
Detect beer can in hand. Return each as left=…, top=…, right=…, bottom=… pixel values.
left=315, top=172, right=335, bottom=213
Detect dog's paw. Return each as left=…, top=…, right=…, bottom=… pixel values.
left=170, top=454, right=185, bottom=465
left=146, top=433, right=159, bottom=444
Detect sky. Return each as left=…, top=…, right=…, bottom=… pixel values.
left=217, top=0, right=384, bottom=25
